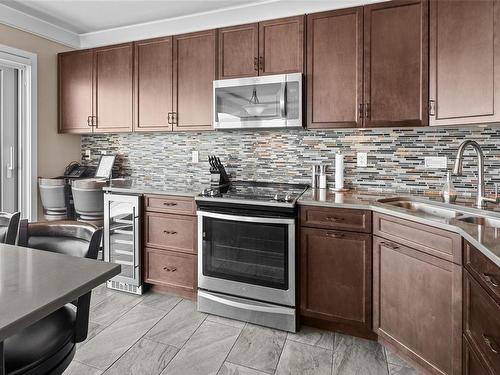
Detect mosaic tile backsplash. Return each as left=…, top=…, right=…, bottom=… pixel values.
left=81, top=126, right=500, bottom=197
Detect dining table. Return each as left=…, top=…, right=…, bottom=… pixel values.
left=0, top=243, right=120, bottom=375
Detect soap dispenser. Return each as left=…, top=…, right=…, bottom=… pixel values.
left=441, top=170, right=457, bottom=203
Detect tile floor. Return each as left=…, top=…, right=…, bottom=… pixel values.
left=64, top=284, right=418, bottom=375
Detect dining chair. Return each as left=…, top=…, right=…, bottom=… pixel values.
left=5, top=220, right=102, bottom=375
left=0, top=211, right=20, bottom=245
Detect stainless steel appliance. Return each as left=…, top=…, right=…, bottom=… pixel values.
left=213, top=73, right=302, bottom=129
left=196, top=181, right=307, bottom=332
left=104, top=192, right=143, bottom=295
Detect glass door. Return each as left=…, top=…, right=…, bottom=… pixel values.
left=199, top=212, right=295, bottom=299
left=0, top=65, right=18, bottom=213
left=104, top=193, right=141, bottom=285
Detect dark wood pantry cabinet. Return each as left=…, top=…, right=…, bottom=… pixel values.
left=58, top=43, right=134, bottom=134
left=134, top=37, right=173, bottom=132
left=173, top=30, right=217, bottom=131
left=306, top=0, right=428, bottom=129
left=306, top=8, right=363, bottom=129
left=217, top=15, right=304, bottom=79
left=218, top=23, right=259, bottom=79
left=429, top=0, right=500, bottom=126
left=93, top=43, right=134, bottom=133
left=58, top=50, right=94, bottom=134
left=362, top=0, right=428, bottom=128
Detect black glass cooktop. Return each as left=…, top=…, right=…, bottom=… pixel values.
left=199, top=181, right=309, bottom=204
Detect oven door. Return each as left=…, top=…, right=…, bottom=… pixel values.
left=198, top=210, right=295, bottom=306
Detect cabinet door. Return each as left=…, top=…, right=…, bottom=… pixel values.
left=94, top=43, right=134, bottom=133
left=134, top=37, right=173, bottom=132
left=430, top=0, right=500, bottom=126
left=218, top=23, right=258, bottom=79
left=373, top=237, right=462, bottom=375
left=58, top=50, right=94, bottom=134
left=173, top=30, right=216, bottom=131
left=259, top=16, right=304, bottom=75
left=306, top=8, right=363, bottom=129
left=363, top=1, right=428, bottom=127
left=300, top=227, right=373, bottom=338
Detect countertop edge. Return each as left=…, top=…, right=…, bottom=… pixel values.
left=298, top=199, right=500, bottom=268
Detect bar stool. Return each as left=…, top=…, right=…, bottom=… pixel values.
left=71, top=179, right=107, bottom=227
left=38, top=178, right=68, bottom=221
left=0, top=211, right=20, bottom=245
left=5, top=220, right=102, bottom=375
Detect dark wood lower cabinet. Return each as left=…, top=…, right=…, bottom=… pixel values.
left=373, top=236, right=462, bottom=375
left=143, top=196, right=197, bottom=299
left=300, top=224, right=375, bottom=340
left=463, top=336, right=493, bottom=375
left=463, top=270, right=500, bottom=375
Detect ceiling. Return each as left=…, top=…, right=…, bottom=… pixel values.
left=0, top=0, right=262, bottom=34
left=0, top=0, right=384, bottom=48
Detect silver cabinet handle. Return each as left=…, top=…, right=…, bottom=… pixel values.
left=381, top=241, right=400, bottom=250
left=483, top=273, right=500, bottom=288
left=163, top=230, right=177, bottom=235
left=163, top=266, right=177, bottom=272
left=483, top=334, right=500, bottom=354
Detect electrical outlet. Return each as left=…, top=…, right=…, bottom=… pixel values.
left=192, top=150, right=199, bottom=163
left=357, top=152, right=368, bottom=167
left=85, top=150, right=91, bottom=160
left=424, top=156, right=447, bottom=169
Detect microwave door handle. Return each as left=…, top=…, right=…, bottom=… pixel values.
left=280, top=82, right=287, bottom=118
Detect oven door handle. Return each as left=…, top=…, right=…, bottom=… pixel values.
left=198, top=291, right=295, bottom=315
left=197, top=210, right=295, bottom=225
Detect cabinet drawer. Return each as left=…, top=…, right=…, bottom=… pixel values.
left=145, top=195, right=196, bottom=215
left=145, top=248, right=196, bottom=292
left=464, top=271, right=500, bottom=374
left=300, top=206, right=371, bottom=233
left=145, top=212, right=196, bottom=253
left=464, top=241, right=500, bottom=304
left=373, top=213, right=462, bottom=264
left=463, top=335, right=494, bottom=375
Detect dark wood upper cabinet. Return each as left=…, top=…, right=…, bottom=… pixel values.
left=300, top=227, right=374, bottom=339
left=430, top=0, right=500, bottom=126
left=306, top=8, right=363, bottom=129
left=134, top=37, right=173, bottom=132
left=259, top=15, right=305, bottom=75
left=218, top=23, right=259, bottom=79
left=94, top=43, right=134, bottom=133
left=363, top=0, right=428, bottom=128
left=173, top=30, right=216, bottom=131
left=373, top=236, right=462, bottom=375
left=58, top=50, right=94, bottom=134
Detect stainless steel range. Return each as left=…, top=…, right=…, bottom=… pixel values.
left=196, top=181, right=307, bottom=332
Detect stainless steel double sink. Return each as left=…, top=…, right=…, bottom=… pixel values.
left=378, top=197, right=500, bottom=229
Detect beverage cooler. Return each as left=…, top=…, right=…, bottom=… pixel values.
left=104, top=192, right=143, bottom=295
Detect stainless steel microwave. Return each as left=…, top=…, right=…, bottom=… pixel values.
left=213, top=73, right=302, bottom=130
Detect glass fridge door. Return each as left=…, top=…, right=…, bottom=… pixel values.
left=104, top=194, right=141, bottom=285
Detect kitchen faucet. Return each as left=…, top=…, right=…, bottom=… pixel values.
left=452, top=140, right=499, bottom=208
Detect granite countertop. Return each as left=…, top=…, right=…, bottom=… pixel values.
left=102, top=178, right=207, bottom=197
left=0, top=244, right=120, bottom=341
left=102, top=179, right=500, bottom=267
left=299, top=189, right=500, bottom=267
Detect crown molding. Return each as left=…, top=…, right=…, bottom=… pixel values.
left=0, top=3, right=80, bottom=48
left=0, top=0, right=386, bottom=50
left=79, top=0, right=381, bottom=48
